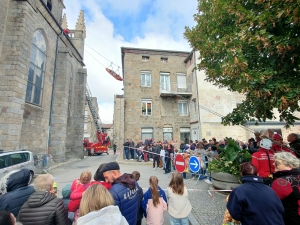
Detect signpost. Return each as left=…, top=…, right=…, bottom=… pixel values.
left=175, top=154, right=185, bottom=173
left=189, top=156, right=200, bottom=173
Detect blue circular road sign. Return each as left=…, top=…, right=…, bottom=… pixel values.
left=189, top=156, right=201, bottom=173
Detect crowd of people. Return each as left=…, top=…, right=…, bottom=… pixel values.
left=0, top=162, right=192, bottom=225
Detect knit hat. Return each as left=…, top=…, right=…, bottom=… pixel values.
left=62, top=184, right=71, bottom=198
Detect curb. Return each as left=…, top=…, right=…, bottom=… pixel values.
left=36, top=158, right=82, bottom=174
left=188, top=212, right=199, bottom=225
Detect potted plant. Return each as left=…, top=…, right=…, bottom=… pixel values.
left=208, top=139, right=252, bottom=190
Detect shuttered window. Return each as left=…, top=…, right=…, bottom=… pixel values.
left=177, top=73, right=186, bottom=89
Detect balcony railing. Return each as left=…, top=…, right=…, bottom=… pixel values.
left=160, top=82, right=192, bottom=97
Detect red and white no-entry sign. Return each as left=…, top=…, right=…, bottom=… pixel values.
left=175, top=154, right=185, bottom=173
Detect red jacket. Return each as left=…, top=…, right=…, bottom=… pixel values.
left=251, top=148, right=275, bottom=178
left=68, top=180, right=112, bottom=212
left=271, top=144, right=297, bottom=156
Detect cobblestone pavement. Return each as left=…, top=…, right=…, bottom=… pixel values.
left=117, top=154, right=228, bottom=225
left=50, top=151, right=228, bottom=225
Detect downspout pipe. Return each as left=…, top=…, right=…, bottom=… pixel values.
left=193, top=51, right=202, bottom=140
left=46, top=31, right=64, bottom=158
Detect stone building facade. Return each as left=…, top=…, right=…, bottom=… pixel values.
left=0, top=0, right=87, bottom=161
left=121, top=47, right=191, bottom=144
left=113, top=95, right=124, bottom=149
left=84, top=97, right=99, bottom=143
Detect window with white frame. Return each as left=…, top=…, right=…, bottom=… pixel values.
left=177, top=73, right=187, bottom=89
left=141, top=99, right=152, bottom=116
left=178, top=100, right=188, bottom=116
left=25, top=30, right=46, bottom=106
left=160, top=72, right=170, bottom=91
left=141, top=71, right=151, bottom=87
left=84, top=123, right=88, bottom=131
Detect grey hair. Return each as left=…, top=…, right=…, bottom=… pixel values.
left=33, top=174, right=54, bottom=191
left=274, top=152, right=300, bottom=168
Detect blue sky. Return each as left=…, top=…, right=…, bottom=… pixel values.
left=64, top=0, right=198, bottom=123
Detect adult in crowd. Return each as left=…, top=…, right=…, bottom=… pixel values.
left=272, top=152, right=300, bottom=225
left=142, top=176, right=167, bottom=225
left=0, top=169, right=34, bottom=217
left=287, top=133, right=300, bottom=158
left=129, top=139, right=135, bottom=160
left=251, top=138, right=275, bottom=186
left=167, top=171, right=192, bottom=225
left=247, top=138, right=258, bottom=154
left=92, top=163, right=112, bottom=189
left=76, top=184, right=128, bottom=225
left=227, top=162, right=284, bottom=225
left=101, top=162, right=140, bottom=225
left=123, top=139, right=131, bottom=160
left=271, top=133, right=296, bottom=156
left=0, top=210, right=19, bottom=225
left=152, top=142, right=161, bottom=170
left=18, top=174, right=68, bottom=225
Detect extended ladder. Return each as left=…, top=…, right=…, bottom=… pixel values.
left=86, top=84, right=102, bottom=132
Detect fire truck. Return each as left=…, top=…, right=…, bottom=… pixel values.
left=83, top=84, right=110, bottom=156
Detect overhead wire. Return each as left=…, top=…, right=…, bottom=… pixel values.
left=85, top=43, right=120, bottom=68
left=84, top=49, right=107, bottom=68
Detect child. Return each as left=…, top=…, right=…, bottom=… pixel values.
left=68, top=171, right=92, bottom=217
left=142, top=176, right=167, bottom=225
left=132, top=171, right=144, bottom=225
left=167, top=172, right=192, bottom=225
left=61, top=184, right=72, bottom=225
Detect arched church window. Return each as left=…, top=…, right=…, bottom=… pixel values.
left=25, top=30, right=46, bottom=106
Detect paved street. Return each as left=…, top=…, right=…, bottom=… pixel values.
left=51, top=150, right=227, bottom=225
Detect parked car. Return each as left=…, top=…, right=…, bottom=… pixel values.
left=0, top=150, right=37, bottom=184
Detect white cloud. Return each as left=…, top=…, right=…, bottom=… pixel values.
left=63, top=0, right=197, bottom=123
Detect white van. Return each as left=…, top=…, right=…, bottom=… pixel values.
left=0, top=150, right=37, bottom=184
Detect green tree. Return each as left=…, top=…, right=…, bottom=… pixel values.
left=185, top=0, right=300, bottom=127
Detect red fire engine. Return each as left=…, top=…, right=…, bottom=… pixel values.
left=83, top=84, right=111, bottom=156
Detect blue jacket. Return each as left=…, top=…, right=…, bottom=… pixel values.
left=0, top=169, right=34, bottom=217
left=227, top=175, right=285, bottom=225
left=109, top=173, right=140, bottom=225
left=142, top=186, right=167, bottom=217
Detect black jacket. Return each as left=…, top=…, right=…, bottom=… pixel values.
left=152, top=145, right=161, bottom=154
left=289, top=138, right=300, bottom=158
left=0, top=169, right=34, bottom=217
left=18, top=191, right=68, bottom=225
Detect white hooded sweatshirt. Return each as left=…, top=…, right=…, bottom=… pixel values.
left=76, top=205, right=129, bottom=225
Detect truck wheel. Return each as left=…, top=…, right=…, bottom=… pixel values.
left=97, top=153, right=103, bottom=156
left=88, top=150, right=91, bottom=156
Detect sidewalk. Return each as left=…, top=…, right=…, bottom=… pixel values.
left=116, top=153, right=228, bottom=225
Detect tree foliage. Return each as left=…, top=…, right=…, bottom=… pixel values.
left=185, top=0, right=300, bottom=127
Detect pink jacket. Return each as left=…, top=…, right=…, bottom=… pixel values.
left=146, top=198, right=167, bottom=225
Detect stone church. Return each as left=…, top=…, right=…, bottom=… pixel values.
left=0, top=0, right=87, bottom=162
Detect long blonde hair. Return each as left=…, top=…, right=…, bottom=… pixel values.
left=79, top=184, right=114, bottom=217
left=168, top=171, right=184, bottom=195
left=149, top=176, right=160, bottom=207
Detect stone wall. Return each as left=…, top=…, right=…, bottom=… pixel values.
left=122, top=48, right=190, bottom=143
left=113, top=95, right=124, bottom=149
left=0, top=0, right=86, bottom=161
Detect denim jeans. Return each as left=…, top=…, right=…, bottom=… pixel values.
left=170, top=215, right=189, bottom=225
left=161, top=156, right=166, bottom=169
left=130, top=149, right=135, bottom=159
left=124, top=149, right=129, bottom=159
